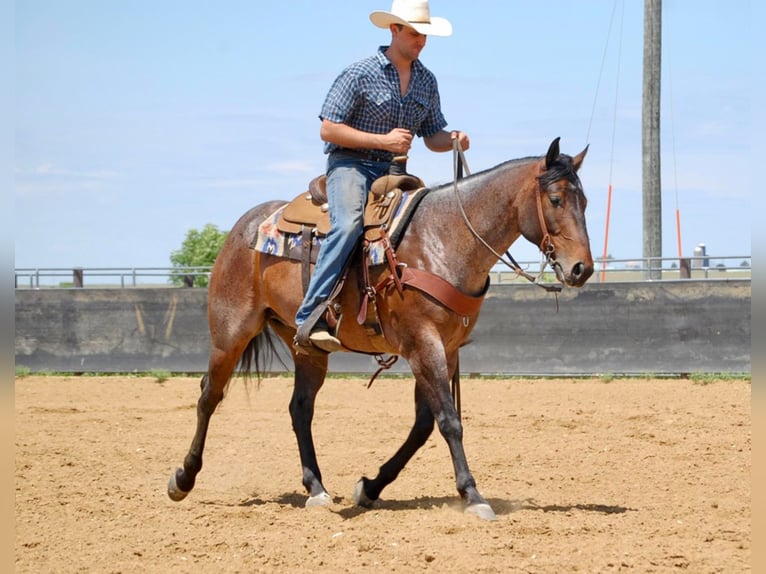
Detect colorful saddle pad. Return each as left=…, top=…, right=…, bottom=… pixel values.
left=251, top=186, right=430, bottom=265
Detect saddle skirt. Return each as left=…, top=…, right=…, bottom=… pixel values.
left=250, top=173, right=430, bottom=266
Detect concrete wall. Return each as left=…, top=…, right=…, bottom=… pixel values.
left=15, top=288, right=210, bottom=373
left=15, top=280, right=750, bottom=376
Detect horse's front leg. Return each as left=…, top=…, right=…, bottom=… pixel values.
left=290, top=353, right=332, bottom=507
left=410, top=346, right=496, bottom=520
left=354, top=384, right=435, bottom=506
left=431, top=378, right=496, bottom=520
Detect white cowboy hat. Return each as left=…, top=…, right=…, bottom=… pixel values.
left=370, top=0, right=452, bottom=37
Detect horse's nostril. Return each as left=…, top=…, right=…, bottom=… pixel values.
left=570, top=261, right=594, bottom=283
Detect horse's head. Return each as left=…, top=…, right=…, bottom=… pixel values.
left=521, top=137, right=594, bottom=287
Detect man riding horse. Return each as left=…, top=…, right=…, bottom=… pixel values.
left=168, top=0, right=593, bottom=521
left=294, top=0, right=470, bottom=353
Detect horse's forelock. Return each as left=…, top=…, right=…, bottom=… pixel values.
left=537, top=154, right=581, bottom=190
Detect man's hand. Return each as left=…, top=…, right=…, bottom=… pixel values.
left=382, top=128, right=413, bottom=155
left=450, top=130, right=470, bottom=152
left=424, top=129, right=470, bottom=153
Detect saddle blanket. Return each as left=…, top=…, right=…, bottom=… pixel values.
left=251, top=187, right=430, bottom=265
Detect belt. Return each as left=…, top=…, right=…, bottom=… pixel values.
left=332, top=148, right=394, bottom=163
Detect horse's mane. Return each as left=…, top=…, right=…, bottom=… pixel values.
left=427, top=152, right=581, bottom=196
left=428, top=155, right=538, bottom=194
left=472, top=156, right=538, bottom=179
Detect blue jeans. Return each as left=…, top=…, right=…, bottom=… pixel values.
left=295, top=152, right=391, bottom=327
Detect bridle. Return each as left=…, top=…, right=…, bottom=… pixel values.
left=451, top=140, right=562, bottom=294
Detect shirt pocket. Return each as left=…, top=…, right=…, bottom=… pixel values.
left=363, top=90, right=396, bottom=126
left=406, top=93, right=430, bottom=132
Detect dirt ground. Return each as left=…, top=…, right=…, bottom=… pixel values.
left=15, top=374, right=750, bottom=573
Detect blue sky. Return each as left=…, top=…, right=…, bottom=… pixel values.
left=14, top=0, right=753, bottom=273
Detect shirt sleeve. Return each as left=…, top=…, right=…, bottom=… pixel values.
left=417, top=88, right=447, bottom=138
left=414, top=70, right=447, bottom=138
left=319, top=66, right=359, bottom=124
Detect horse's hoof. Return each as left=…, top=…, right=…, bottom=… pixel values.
left=305, top=491, right=332, bottom=508
left=167, top=471, right=189, bottom=502
left=465, top=503, right=497, bottom=521
left=353, top=479, right=375, bottom=508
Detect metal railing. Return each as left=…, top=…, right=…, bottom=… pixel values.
left=490, top=254, right=751, bottom=284
left=14, top=267, right=212, bottom=289
left=14, top=255, right=751, bottom=289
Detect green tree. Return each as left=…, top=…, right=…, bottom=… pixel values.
left=169, top=223, right=229, bottom=287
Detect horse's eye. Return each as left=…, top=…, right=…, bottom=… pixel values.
left=549, top=194, right=562, bottom=207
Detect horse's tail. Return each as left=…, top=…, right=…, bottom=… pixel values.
left=236, top=325, right=288, bottom=382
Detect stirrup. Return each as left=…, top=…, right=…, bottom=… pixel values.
left=308, top=329, right=343, bottom=353
left=294, top=303, right=330, bottom=347
left=292, top=335, right=327, bottom=356
left=294, top=310, right=342, bottom=354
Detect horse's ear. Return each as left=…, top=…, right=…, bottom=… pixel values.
left=572, top=144, right=589, bottom=172
left=545, top=137, right=561, bottom=169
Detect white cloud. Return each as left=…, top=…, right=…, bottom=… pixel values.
left=15, top=164, right=121, bottom=198
left=201, top=178, right=266, bottom=189
left=265, top=160, right=320, bottom=175
left=32, top=164, right=119, bottom=179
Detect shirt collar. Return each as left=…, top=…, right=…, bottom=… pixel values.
left=376, top=45, right=423, bottom=73
left=375, top=46, right=390, bottom=68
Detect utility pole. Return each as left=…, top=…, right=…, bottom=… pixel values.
left=643, top=0, right=662, bottom=279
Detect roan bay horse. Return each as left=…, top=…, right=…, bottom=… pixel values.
left=168, top=137, right=593, bottom=521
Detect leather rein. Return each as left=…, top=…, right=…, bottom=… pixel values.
left=451, top=140, right=562, bottom=294
left=363, top=144, right=561, bottom=405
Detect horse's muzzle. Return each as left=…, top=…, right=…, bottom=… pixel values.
left=564, top=260, right=593, bottom=287
left=552, top=258, right=593, bottom=287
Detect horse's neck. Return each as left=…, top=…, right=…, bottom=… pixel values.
left=404, top=160, right=536, bottom=291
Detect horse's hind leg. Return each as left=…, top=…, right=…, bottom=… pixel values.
left=168, top=204, right=278, bottom=502
left=168, top=346, right=244, bottom=501
left=289, top=352, right=332, bottom=507
left=353, top=385, right=435, bottom=507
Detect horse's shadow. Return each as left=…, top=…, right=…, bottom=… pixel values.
left=512, top=499, right=636, bottom=515
left=230, top=493, right=635, bottom=519
left=220, top=492, right=307, bottom=508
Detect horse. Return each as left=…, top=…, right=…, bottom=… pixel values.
left=167, top=137, right=593, bottom=521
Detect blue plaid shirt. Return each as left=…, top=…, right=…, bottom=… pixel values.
left=319, top=46, right=448, bottom=156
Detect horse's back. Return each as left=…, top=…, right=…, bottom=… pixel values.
left=226, top=200, right=287, bottom=249
left=211, top=200, right=287, bottom=286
